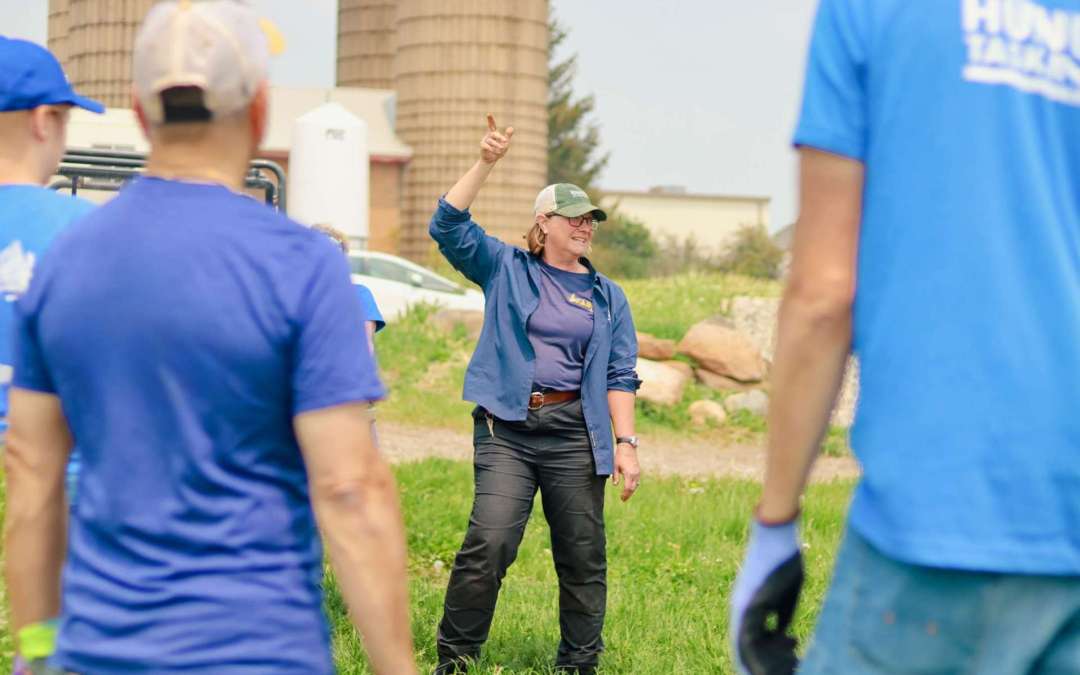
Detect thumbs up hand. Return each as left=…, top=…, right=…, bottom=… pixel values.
left=480, top=114, right=514, bottom=164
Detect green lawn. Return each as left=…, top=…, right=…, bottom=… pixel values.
left=1, top=461, right=854, bottom=673
left=618, top=272, right=780, bottom=341
left=330, top=459, right=852, bottom=673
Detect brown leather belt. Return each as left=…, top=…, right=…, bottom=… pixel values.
left=528, top=390, right=580, bottom=410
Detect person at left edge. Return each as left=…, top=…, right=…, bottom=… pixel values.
left=2, top=2, right=416, bottom=673
left=0, top=35, right=104, bottom=675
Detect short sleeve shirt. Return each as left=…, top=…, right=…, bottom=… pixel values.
left=354, top=282, right=385, bottom=332
left=795, top=0, right=1080, bottom=574
left=15, top=177, right=384, bottom=673
left=0, top=186, right=93, bottom=432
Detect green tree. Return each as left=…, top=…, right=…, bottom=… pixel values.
left=590, top=215, right=657, bottom=279
left=721, top=224, right=784, bottom=279
left=548, top=15, right=608, bottom=192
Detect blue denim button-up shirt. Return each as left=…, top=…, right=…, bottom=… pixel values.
left=430, top=198, right=641, bottom=475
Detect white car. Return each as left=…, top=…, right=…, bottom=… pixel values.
left=348, top=250, right=485, bottom=321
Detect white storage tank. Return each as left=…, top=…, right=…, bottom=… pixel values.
left=288, top=102, right=370, bottom=247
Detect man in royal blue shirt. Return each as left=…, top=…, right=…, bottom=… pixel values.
left=0, top=35, right=104, bottom=673
left=3, top=3, right=415, bottom=674
left=731, top=1, right=1080, bottom=673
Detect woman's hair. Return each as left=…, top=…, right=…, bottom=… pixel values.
left=312, top=223, right=350, bottom=253
left=525, top=221, right=546, bottom=256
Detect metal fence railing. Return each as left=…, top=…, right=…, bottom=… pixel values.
left=50, top=149, right=287, bottom=212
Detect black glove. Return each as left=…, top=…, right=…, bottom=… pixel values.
left=731, top=519, right=804, bottom=675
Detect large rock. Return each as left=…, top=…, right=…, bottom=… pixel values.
left=636, top=358, right=691, bottom=407
left=662, top=360, right=694, bottom=379
left=696, top=368, right=755, bottom=392
left=730, top=297, right=780, bottom=359
left=729, top=296, right=860, bottom=427
left=689, top=400, right=728, bottom=427
left=431, top=308, right=484, bottom=341
left=724, top=389, right=769, bottom=417
left=637, top=332, right=677, bottom=361
left=677, top=319, right=768, bottom=382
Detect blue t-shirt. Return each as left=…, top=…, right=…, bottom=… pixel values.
left=354, top=282, right=385, bottom=332
left=796, top=0, right=1080, bottom=574
left=0, top=186, right=93, bottom=432
left=528, top=261, right=594, bottom=391
left=13, top=177, right=384, bottom=673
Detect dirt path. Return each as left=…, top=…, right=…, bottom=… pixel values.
left=378, top=421, right=859, bottom=483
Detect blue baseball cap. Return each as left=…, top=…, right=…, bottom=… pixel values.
left=0, top=36, right=105, bottom=114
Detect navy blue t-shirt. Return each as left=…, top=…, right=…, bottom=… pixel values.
left=528, top=261, right=594, bottom=391
left=13, top=177, right=384, bottom=673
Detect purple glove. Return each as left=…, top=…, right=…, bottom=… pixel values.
left=730, top=519, right=804, bottom=675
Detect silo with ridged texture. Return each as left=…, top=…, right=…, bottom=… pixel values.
left=47, top=0, right=71, bottom=68
left=393, top=0, right=549, bottom=259
left=65, top=0, right=155, bottom=109
left=337, top=0, right=397, bottom=90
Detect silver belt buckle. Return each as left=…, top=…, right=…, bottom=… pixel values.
left=528, top=391, right=544, bottom=410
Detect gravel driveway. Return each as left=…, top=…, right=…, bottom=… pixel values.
left=377, top=421, right=859, bottom=483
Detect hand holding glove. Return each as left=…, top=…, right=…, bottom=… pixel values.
left=730, top=519, right=804, bottom=675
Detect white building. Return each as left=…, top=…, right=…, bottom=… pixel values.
left=600, top=186, right=770, bottom=254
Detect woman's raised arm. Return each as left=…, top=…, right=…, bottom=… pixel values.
left=444, top=114, right=514, bottom=211
left=430, top=116, right=517, bottom=288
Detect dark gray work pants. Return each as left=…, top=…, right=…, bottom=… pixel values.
left=436, top=399, right=607, bottom=672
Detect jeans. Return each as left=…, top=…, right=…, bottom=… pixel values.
left=436, top=399, right=607, bottom=672
left=800, top=528, right=1080, bottom=674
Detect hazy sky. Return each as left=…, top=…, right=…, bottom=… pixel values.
left=6, top=1, right=818, bottom=227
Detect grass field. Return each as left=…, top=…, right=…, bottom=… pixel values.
left=617, top=273, right=781, bottom=341
left=331, top=460, right=853, bottom=673
left=0, top=461, right=855, bottom=673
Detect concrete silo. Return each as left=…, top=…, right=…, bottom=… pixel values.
left=337, top=0, right=397, bottom=90
left=47, top=0, right=71, bottom=66
left=360, top=0, right=549, bottom=260
left=62, top=0, right=155, bottom=109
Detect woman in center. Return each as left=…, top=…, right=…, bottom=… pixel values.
left=430, top=116, right=642, bottom=675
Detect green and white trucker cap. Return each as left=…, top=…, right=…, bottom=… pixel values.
left=534, top=183, right=607, bottom=222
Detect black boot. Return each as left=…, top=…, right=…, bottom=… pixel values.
left=433, top=653, right=474, bottom=675
left=554, top=664, right=597, bottom=675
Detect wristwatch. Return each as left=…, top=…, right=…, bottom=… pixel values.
left=616, top=435, right=639, bottom=449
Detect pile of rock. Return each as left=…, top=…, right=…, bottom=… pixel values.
left=636, top=315, right=772, bottom=428
left=635, top=296, right=860, bottom=428
left=427, top=298, right=860, bottom=429
left=729, top=297, right=858, bottom=427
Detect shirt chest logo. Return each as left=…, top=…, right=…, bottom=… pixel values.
left=962, top=0, right=1080, bottom=107
left=0, top=241, right=36, bottom=301
left=567, top=292, right=594, bottom=313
